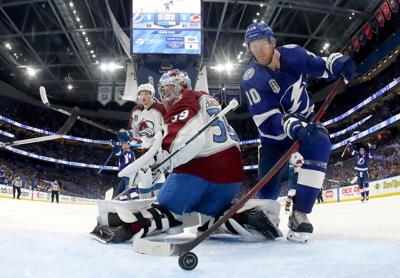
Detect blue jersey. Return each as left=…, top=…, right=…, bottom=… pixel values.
left=240, top=45, right=333, bottom=145
left=348, top=145, right=373, bottom=171
left=117, top=150, right=135, bottom=170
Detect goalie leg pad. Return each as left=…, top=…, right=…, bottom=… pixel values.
left=127, top=204, right=183, bottom=238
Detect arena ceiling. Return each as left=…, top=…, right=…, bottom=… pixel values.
left=0, top=0, right=382, bottom=102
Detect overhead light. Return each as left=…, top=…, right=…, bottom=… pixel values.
left=256, top=12, right=260, bottom=16
left=242, top=42, right=246, bottom=47
left=95, top=60, right=99, bottom=64
left=73, top=10, right=76, bottom=14
left=26, top=67, right=37, bottom=77
left=92, top=54, right=96, bottom=58
left=237, top=55, right=241, bottom=59
left=238, top=59, right=242, bottom=63
left=90, top=50, right=94, bottom=53
left=69, top=2, right=74, bottom=8
left=4, top=42, right=12, bottom=50
left=79, top=25, right=83, bottom=28
left=67, top=84, right=73, bottom=90
left=239, top=51, right=243, bottom=55
left=87, top=42, right=91, bottom=46
left=82, top=31, right=86, bottom=35
left=323, top=42, right=330, bottom=49
left=260, top=4, right=264, bottom=7
left=352, top=12, right=355, bottom=16
left=349, top=16, right=352, bottom=20
left=253, top=19, right=257, bottom=23
left=76, top=17, right=80, bottom=22
left=85, top=37, right=89, bottom=41
left=395, top=50, right=399, bottom=53
left=100, top=62, right=124, bottom=72
left=210, top=63, right=235, bottom=73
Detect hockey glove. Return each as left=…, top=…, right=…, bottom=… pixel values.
left=326, top=53, right=356, bottom=83
left=289, top=152, right=304, bottom=168
left=117, top=129, right=134, bottom=143
left=282, top=114, right=307, bottom=140
left=367, top=143, right=376, bottom=150
left=282, top=114, right=328, bottom=143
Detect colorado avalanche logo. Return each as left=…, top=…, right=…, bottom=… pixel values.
left=280, top=75, right=310, bottom=115
left=138, top=120, right=155, bottom=138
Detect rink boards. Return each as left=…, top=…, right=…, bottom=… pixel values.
left=0, top=184, right=96, bottom=205
left=322, top=175, right=400, bottom=203
left=2, top=174, right=399, bottom=205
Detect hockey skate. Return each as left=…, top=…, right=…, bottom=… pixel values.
left=361, top=196, right=366, bottom=202
left=287, top=210, right=313, bottom=244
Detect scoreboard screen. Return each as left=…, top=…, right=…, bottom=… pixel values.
left=131, top=0, right=201, bottom=55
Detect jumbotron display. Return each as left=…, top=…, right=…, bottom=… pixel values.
left=131, top=0, right=201, bottom=55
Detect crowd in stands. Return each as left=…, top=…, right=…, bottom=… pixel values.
left=325, top=138, right=400, bottom=189
left=0, top=151, right=118, bottom=199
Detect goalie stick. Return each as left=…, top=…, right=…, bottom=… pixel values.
left=1, top=107, right=79, bottom=147
left=132, top=78, right=343, bottom=257
left=40, top=86, right=141, bottom=143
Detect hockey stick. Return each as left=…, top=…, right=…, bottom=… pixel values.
left=98, top=148, right=117, bottom=174
left=2, top=107, right=79, bottom=147
left=39, top=86, right=119, bottom=135
left=133, top=78, right=343, bottom=257
left=340, top=131, right=359, bottom=157
left=115, top=99, right=240, bottom=200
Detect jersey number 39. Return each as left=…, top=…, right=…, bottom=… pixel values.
left=207, top=108, right=239, bottom=143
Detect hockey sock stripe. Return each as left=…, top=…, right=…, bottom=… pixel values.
left=152, top=204, right=182, bottom=227
left=147, top=208, right=163, bottom=231
left=133, top=212, right=150, bottom=236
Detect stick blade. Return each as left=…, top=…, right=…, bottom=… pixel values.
left=39, top=86, right=50, bottom=106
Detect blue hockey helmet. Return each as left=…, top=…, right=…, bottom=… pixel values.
left=245, top=22, right=274, bottom=46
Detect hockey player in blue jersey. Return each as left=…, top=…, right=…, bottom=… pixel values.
left=240, top=22, right=355, bottom=243
left=115, top=142, right=136, bottom=195
left=348, top=142, right=375, bottom=202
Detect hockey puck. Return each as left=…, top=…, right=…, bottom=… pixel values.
left=178, top=252, right=198, bottom=271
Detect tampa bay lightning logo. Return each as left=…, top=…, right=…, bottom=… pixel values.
left=132, top=13, right=144, bottom=23
left=280, top=75, right=310, bottom=115
left=358, top=158, right=365, bottom=165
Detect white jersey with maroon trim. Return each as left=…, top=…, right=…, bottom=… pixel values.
left=162, top=90, right=244, bottom=184
left=129, top=103, right=166, bottom=148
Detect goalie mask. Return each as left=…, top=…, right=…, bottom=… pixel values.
left=158, top=69, right=191, bottom=109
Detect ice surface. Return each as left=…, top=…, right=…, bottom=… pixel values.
left=0, top=196, right=399, bottom=277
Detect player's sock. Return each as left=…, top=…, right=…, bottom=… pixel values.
left=365, top=188, right=369, bottom=200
